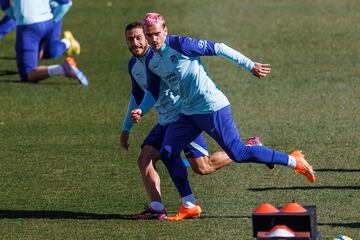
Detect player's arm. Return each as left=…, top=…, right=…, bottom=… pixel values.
left=131, top=68, right=161, bottom=123
left=0, top=0, right=14, bottom=19
left=214, top=43, right=271, bottom=78
left=51, top=0, right=72, bottom=23
left=169, top=35, right=270, bottom=78
left=120, top=95, right=138, bottom=150
left=120, top=65, right=145, bottom=149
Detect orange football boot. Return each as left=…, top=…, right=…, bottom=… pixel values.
left=291, top=150, right=316, bottom=183
left=166, top=203, right=202, bottom=221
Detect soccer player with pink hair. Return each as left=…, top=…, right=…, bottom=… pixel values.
left=131, top=12, right=316, bottom=221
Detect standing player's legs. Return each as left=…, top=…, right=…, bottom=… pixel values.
left=191, top=106, right=316, bottom=182
left=160, top=115, right=202, bottom=200
left=0, top=15, right=16, bottom=39
left=132, top=124, right=168, bottom=220
left=138, top=145, right=161, bottom=204
left=159, top=116, right=204, bottom=220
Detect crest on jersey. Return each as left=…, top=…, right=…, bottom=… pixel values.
left=198, top=40, right=205, bottom=49
left=170, top=55, right=178, bottom=64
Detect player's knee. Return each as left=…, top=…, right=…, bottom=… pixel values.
left=159, top=145, right=173, bottom=162
left=137, top=155, right=155, bottom=172
left=193, top=166, right=212, bottom=175
left=190, top=157, right=213, bottom=175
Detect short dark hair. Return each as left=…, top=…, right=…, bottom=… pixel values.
left=125, top=21, right=142, bottom=33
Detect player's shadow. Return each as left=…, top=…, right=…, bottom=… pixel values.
left=0, top=210, right=133, bottom=220
left=0, top=56, right=16, bottom=60
left=200, top=215, right=250, bottom=219
left=315, top=168, right=360, bottom=173
left=318, top=222, right=360, bottom=229
left=0, top=70, right=18, bottom=76
left=247, top=185, right=360, bottom=191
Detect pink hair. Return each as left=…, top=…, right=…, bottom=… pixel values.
left=142, top=13, right=165, bottom=26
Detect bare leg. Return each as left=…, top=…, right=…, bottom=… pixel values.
left=27, top=66, right=50, bottom=82
left=188, top=151, right=232, bottom=175
left=137, top=145, right=162, bottom=202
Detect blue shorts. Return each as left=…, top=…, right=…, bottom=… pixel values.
left=142, top=123, right=209, bottom=159
left=15, top=19, right=66, bottom=81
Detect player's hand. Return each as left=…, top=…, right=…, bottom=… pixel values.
left=131, top=108, right=142, bottom=123
left=120, top=131, right=130, bottom=150
left=251, top=62, right=271, bottom=78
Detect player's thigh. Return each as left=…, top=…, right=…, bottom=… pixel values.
left=192, top=106, right=243, bottom=160
left=161, top=115, right=202, bottom=155
left=139, top=123, right=168, bottom=167
left=15, top=25, right=41, bottom=81
left=42, top=20, right=63, bottom=59
left=138, top=144, right=161, bottom=167
left=184, top=134, right=210, bottom=173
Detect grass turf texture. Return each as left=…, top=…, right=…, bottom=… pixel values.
left=0, top=0, right=359, bottom=239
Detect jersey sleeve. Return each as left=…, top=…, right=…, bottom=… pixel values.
left=138, top=90, right=156, bottom=116
left=121, top=95, right=138, bottom=132
left=128, top=58, right=145, bottom=106
left=214, top=42, right=254, bottom=71
left=168, top=35, right=217, bottom=57
left=137, top=54, right=162, bottom=115
left=51, top=0, right=72, bottom=22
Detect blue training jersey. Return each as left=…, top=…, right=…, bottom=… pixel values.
left=139, top=35, right=255, bottom=115
left=2, top=0, right=71, bottom=25
left=121, top=48, right=181, bottom=132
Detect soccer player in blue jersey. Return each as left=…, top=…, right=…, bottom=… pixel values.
left=121, top=22, right=234, bottom=220
left=131, top=13, right=316, bottom=221
left=0, top=0, right=87, bottom=86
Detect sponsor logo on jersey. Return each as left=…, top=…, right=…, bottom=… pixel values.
left=170, top=55, right=178, bottom=64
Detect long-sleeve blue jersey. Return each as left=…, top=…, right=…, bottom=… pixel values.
left=121, top=48, right=181, bottom=132
left=139, top=35, right=255, bottom=115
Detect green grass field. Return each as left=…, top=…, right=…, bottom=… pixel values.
left=0, top=0, right=359, bottom=239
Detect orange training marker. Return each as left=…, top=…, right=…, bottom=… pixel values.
left=280, top=202, right=307, bottom=213
left=253, top=203, right=279, bottom=214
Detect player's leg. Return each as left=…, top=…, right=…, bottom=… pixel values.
left=159, top=115, right=203, bottom=221
left=42, top=19, right=66, bottom=59
left=192, top=106, right=316, bottom=183
left=0, top=15, right=16, bottom=40
left=16, top=20, right=88, bottom=85
left=246, top=136, right=274, bottom=169
left=15, top=23, right=42, bottom=82
left=185, top=134, right=232, bottom=175
left=132, top=124, right=168, bottom=220
left=41, top=20, right=81, bottom=59
left=137, top=145, right=161, bottom=203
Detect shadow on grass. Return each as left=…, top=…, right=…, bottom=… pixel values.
left=247, top=186, right=360, bottom=191
left=316, top=168, right=360, bottom=173
left=0, top=210, right=252, bottom=221
left=200, top=215, right=250, bottom=219
left=0, top=56, right=16, bottom=60
left=319, top=222, right=360, bottom=229
left=0, top=79, right=76, bottom=85
left=0, top=70, right=18, bottom=76
left=0, top=210, right=133, bottom=220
